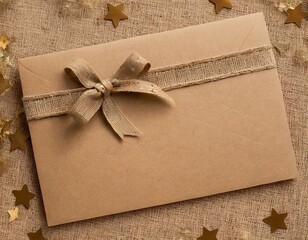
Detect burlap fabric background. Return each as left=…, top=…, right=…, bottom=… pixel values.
left=0, top=0, right=307, bottom=239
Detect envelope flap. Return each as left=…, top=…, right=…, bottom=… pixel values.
left=18, top=13, right=271, bottom=96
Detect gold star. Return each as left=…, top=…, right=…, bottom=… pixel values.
left=285, top=4, right=308, bottom=28
left=104, top=3, right=128, bottom=28
left=9, top=128, right=27, bottom=152
left=0, top=118, right=11, bottom=144
left=0, top=32, right=10, bottom=49
left=12, top=184, right=35, bottom=209
left=27, top=228, right=47, bottom=240
left=263, top=208, right=288, bottom=233
left=209, top=0, right=232, bottom=14
left=197, top=227, right=218, bottom=240
left=7, top=207, right=19, bottom=222
left=0, top=72, right=10, bottom=95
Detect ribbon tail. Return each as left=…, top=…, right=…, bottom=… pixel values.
left=102, top=96, right=142, bottom=139
left=69, top=89, right=103, bottom=124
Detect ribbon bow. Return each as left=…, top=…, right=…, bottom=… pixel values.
left=65, top=53, right=174, bottom=139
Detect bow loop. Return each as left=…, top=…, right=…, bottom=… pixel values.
left=65, top=53, right=174, bottom=139
left=114, top=53, right=151, bottom=80
left=65, top=58, right=102, bottom=89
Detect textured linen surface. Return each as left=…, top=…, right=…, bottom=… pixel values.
left=0, top=0, right=307, bottom=239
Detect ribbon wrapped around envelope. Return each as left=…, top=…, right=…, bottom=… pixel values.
left=23, top=45, right=275, bottom=139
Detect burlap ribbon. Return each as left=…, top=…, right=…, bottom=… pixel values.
left=64, top=53, right=174, bottom=139
left=23, top=45, right=276, bottom=139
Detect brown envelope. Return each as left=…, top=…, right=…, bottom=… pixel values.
left=18, top=13, right=297, bottom=226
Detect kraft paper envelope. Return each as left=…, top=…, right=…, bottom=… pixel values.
left=18, top=13, right=297, bottom=226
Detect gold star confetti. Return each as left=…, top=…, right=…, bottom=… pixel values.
left=273, top=42, right=290, bottom=55
left=9, top=128, right=27, bottom=152
left=263, top=208, right=288, bottom=233
left=0, top=118, right=11, bottom=144
left=27, top=228, right=47, bottom=240
left=0, top=45, right=15, bottom=69
left=104, top=3, right=128, bottom=28
left=285, top=3, right=308, bottom=28
left=0, top=32, right=10, bottom=50
left=7, top=207, right=19, bottom=222
left=0, top=71, right=10, bottom=95
left=209, top=0, right=232, bottom=14
left=12, top=184, right=35, bottom=209
left=197, top=227, right=218, bottom=240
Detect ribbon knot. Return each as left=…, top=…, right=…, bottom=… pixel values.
left=64, top=53, right=174, bottom=139
left=94, top=79, right=113, bottom=96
